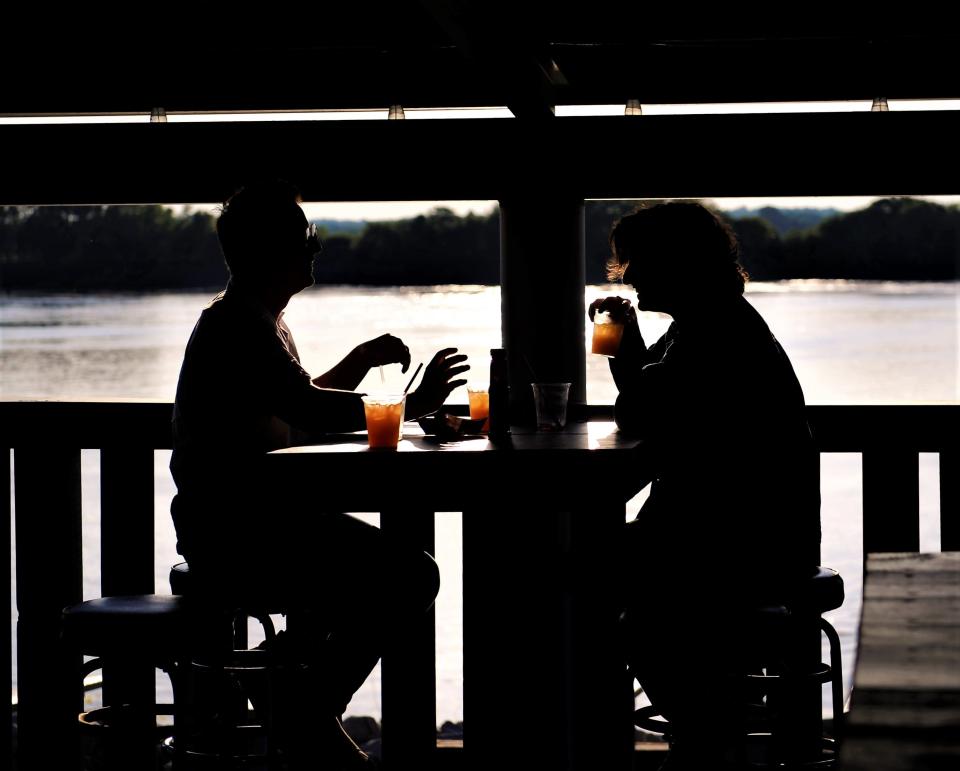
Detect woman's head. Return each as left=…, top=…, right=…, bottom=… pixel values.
left=609, top=202, right=748, bottom=312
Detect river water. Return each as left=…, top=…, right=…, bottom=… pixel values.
left=4, top=281, right=958, bottom=722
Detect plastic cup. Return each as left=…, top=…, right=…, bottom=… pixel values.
left=591, top=311, right=624, bottom=357
left=362, top=394, right=406, bottom=449
left=467, top=385, right=490, bottom=431
left=531, top=382, right=571, bottom=431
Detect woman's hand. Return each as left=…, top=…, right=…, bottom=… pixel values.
left=357, top=333, right=412, bottom=373
left=588, top=296, right=637, bottom=325
left=588, top=296, right=644, bottom=359
left=406, top=348, right=470, bottom=419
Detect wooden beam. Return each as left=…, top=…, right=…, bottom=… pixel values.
left=0, top=401, right=174, bottom=448
left=806, top=405, right=960, bottom=453
left=2, top=8, right=958, bottom=113
left=418, top=0, right=560, bottom=120
left=2, top=111, right=959, bottom=205
left=0, top=401, right=956, bottom=454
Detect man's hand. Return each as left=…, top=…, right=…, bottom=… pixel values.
left=406, top=348, right=469, bottom=419
left=358, top=333, right=412, bottom=373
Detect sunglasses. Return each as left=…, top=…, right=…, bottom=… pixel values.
left=305, top=223, right=325, bottom=257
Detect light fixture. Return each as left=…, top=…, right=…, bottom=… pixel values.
left=871, top=97, right=889, bottom=112
left=150, top=107, right=168, bottom=123
left=387, top=104, right=406, bottom=120
left=625, top=99, right=643, bottom=116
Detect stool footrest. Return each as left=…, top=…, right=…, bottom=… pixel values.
left=79, top=704, right=176, bottom=735
left=634, top=705, right=671, bottom=737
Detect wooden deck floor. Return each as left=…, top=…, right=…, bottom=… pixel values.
left=840, top=551, right=960, bottom=770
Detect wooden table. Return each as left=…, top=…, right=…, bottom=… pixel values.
left=840, top=551, right=960, bottom=771
left=267, top=421, right=647, bottom=770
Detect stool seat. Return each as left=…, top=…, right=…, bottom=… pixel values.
left=789, top=566, right=844, bottom=614
left=62, top=595, right=189, bottom=656
left=169, top=561, right=192, bottom=595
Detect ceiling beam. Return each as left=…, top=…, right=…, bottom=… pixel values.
left=417, top=0, right=561, bottom=120
left=2, top=112, right=958, bottom=205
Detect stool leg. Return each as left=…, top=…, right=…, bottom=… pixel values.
left=778, top=615, right=825, bottom=766
left=821, top=618, right=844, bottom=737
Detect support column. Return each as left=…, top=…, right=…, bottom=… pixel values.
left=499, top=196, right=586, bottom=423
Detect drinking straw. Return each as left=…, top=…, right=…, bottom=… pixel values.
left=404, top=362, right=424, bottom=394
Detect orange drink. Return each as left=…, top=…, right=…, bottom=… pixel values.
left=591, top=312, right=624, bottom=357
left=362, top=394, right=406, bottom=449
left=467, top=386, right=490, bottom=431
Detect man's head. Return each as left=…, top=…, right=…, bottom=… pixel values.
left=216, top=180, right=320, bottom=293
left=609, top=202, right=747, bottom=313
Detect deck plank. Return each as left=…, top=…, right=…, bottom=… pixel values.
left=841, top=552, right=960, bottom=770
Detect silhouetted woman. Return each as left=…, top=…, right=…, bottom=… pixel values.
left=591, top=202, right=821, bottom=768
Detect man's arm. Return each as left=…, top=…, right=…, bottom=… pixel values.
left=312, top=333, right=411, bottom=391
left=277, top=345, right=468, bottom=436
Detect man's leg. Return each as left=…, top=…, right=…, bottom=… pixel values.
left=248, top=512, right=439, bottom=766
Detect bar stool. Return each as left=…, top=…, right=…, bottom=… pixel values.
left=629, top=566, right=844, bottom=768
left=61, top=594, right=191, bottom=770
left=61, top=568, right=285, bottom=770
left=167, top=561, right=284, bottom=769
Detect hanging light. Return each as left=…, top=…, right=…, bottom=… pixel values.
left=150, top=107, right=168, bottom=123
left=625, top=99, right=643, bottom=116
left=871, top=97, right=889, bottom=112
left=387, top=104, right=406, bottom=120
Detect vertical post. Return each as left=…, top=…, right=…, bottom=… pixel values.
left=100, top=448, right=155, bottom=597
left=940, top=451, right=959, bottom=551
left=100, top=447, right=157, bottom=767
left=463, top=497, right=569, bottom=770
left=2, top=449, right=11, bottom=771
left=379, top=510, right=437, bottom=769
left=499, top=196, right=586, bottom=423
left=862, top=449, right=920, bottom=555
left=15, top=447, right=83, bottom=771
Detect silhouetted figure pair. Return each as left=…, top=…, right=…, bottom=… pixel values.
left=170, top=180, right=468, bottom=769
left=592, top=203, right=821, bottom=770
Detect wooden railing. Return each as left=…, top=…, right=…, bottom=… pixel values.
left=3, top=401, right=959, bottom=769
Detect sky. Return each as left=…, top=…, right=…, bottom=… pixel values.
left=170, top=194, right=960, bottom=224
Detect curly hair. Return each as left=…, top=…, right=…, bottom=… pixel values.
left=608, top=201, right=749, bottom=296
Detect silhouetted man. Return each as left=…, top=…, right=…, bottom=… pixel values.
left=170, top=180, right=468, bottom=768
left=591, top=202, right=820, bottom=769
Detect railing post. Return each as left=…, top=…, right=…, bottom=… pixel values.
left=14, top=447, right=83, bottom=770
left=379, top=509, right=437, bottom=769
left=100, top=447, right=158, bottom=766
left=2, top=448, right=11, bottom=771
left=862, top=449, right=920, bottom=555
left=100, top=448, right=156, bottom=597
left=941, top=451, right=959, bottom=551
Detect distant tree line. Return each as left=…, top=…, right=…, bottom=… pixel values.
left=1, top=198, right=957, bottom=291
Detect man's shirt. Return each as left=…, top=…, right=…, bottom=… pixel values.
left=169, top=282, right=353, bottom=556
